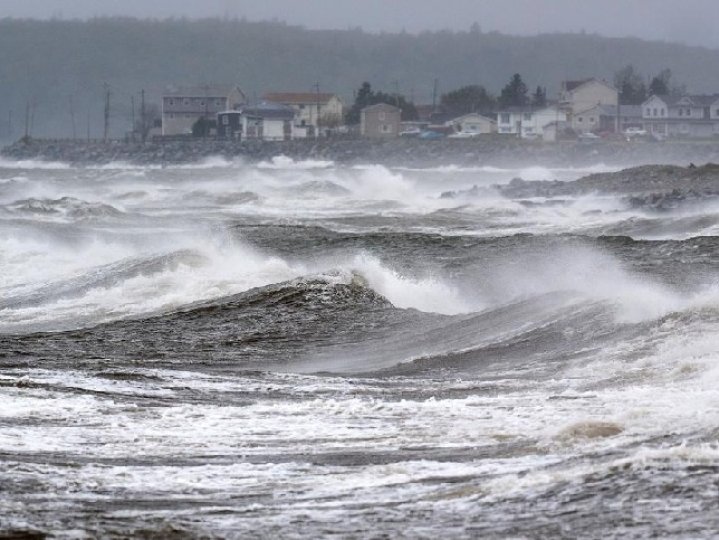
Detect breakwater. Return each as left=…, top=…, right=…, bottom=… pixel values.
left=3, top=137, right=719, bottom=167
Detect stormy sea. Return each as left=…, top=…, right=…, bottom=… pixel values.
left=1, top=155, right=719, bottom=539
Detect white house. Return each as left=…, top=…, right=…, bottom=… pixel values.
left=642, top=94, right=719, bottom=138
left=559, top=79, right=618, bottom=117
left=445, top=113, right=496, bottom=134
left=263, top=92, right=344, bottom=135
left=217, top=102, right=298, bottom=141
left=162, top=85, right=246, bottom=136
left=497, top=106, right=566, bottom=139
left=572, top=104, right=624, bottom=134
left=242, top=103, right=298, bottom=141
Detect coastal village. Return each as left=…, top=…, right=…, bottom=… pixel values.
left=150, top=77, right=719, bottom=143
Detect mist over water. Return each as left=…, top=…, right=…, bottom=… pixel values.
left=2, top=156, right=719, bottom=537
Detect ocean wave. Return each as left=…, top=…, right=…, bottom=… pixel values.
left=4, top=197, right=126, bottom=220
left=0, top=157, right=71, bottom=170
left=0, top=249, right=207, bottom=312
left=257, top=155, right=335, bottom=170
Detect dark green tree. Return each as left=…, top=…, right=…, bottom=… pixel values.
left=440, top=85, right=496, bottom=115
left=499, top=74, right=529, bottom=108
left=191, top=117, right=216, bottom=137
left=649, top=68, right=672, bottom=96
left=614, top=64, right=647, bottom=105
left=346, top=82, right=418, bottom=124
left=346, top=82, right=375, bottom=125
left=531, top=86, right=547, bottom=107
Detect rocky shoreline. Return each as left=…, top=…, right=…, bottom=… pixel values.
left=3, top=137, right=719, bottom=168
left=495, top=163, right=719, bottom=211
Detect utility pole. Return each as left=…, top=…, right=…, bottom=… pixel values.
left=140, top=89, right=146, bottom=143
left=131, top=95, right=136, bottom=141
left=103, top=83, right=111, bottom=142
left=204, top=84, right=210, bottom=139
left=86, top=110, right=91, bottom=142
left=432, top=78, right=439, bottom=112
left=7, top=110, right=12, bottom=140
left=69, top=95, right=77, bottom=139
left=314, top=82, right=321, bottom=138
left=24, top=100, right=30, bottom=139
left=30, top=100, right=37, bottom=137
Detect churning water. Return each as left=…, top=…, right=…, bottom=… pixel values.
left=1, top=155, right=719, bottom=538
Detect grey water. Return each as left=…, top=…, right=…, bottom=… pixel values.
left=1, top=155, right=719, bottom=538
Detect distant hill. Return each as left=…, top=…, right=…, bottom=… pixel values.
left=2, top=17, right=719, bottom=140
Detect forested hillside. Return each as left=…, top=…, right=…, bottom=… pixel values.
left=2, top=17, right=719, bottom=139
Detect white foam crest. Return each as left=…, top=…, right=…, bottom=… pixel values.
left=0, top=236, right=303, bottom=331
left=175, top=155, right=240, bottom=169
left=257, top=155, right=334, bottom=170
left=0, top=157, right=70, bottom=170
left=83, top=156, right=243, bottom=171
left=517, top=166, right=555, bottom=181
left=0, top=234, right=138, bottom=292
left=482, top=244, right=684, bottom=323
left=347, top=252, right=473, bottom=315
left=0, top=175, right=29, bottom=184
left=336, top=165, right=451, bottom=212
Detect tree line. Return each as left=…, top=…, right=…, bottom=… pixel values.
left=346, top=66, right=687, bottom=124
left=614, top=65, right=685, bottom=105
left=346, top=74, right=547, bottom=123
left=1, top=17, right=716, bottom=138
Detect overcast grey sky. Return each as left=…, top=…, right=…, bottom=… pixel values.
left=1, top=0, right=718, bottom=48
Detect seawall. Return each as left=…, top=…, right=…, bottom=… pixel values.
left=3, top=137, right=719, bottom=168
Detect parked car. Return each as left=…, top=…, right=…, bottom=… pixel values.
left=419, top=130, right=445, bottom=140
left=578, top=132, right=601, bottom=142
left=447, top=131, right=480, bottom=139
left=624, top=127, right=648, bottom=137
left=399, top=128, right=421, bottom=137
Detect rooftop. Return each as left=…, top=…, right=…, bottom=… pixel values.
left=240, top=102, right=297, bottom=119
left=264, top=92, right=338, bottom=105
left=361, top=103, right=401, bottom=112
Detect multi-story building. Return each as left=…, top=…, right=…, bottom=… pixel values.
left=162, top=85, right=246, bottom=136
left=559, top=79, right=618, bottom=117
left=642, top=94, right=719, bottom=138
left=360, top=103, right=401, bottom=138
left=497, top=106, right=566, bottom=139
left=263, top=92, right=344, bottom=135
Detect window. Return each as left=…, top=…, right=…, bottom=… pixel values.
left=686, top=108, right=691, bottom=117
left=661, top=109, right=665, bottom=117
left=184, top=99, right=190, bottom=106
left=578, top=117, right=583, bottom=123
left=590, top=117, right=595, bottom=123
left=381, top=124, right=392, bottom=133
left=168, top=99, right=174, bottom=106
left=646, top=108, right=651, bottom=116
left=222, top=115, right=229, bottom=125
left=679, top=109, right=683, bottom=117
left=523, top=113, right=532, bottom=121
left=653, top=108, right=658, bottom=116
left=500, top=113, right=510, bottom=123
left=200, top=101, right=205, bottom=107
left=299, top=104, right=306, bottom=110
